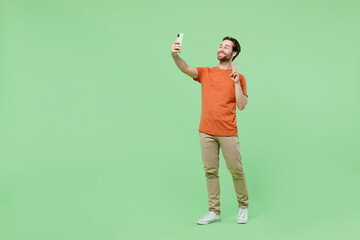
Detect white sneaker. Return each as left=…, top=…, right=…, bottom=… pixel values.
left=237, top=207, right=248, bottom=224
left=196, top=211, right=221, bottom=225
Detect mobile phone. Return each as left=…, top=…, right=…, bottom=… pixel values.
left=176, top=33, right=183, bottom=45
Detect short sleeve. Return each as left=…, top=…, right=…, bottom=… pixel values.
left=240, top=75, right=248, bottom=97
left=193, top=67, right=204, bottom=83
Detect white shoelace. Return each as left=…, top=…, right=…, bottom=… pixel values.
left=238, top=208, right=245, bottom=218
left=202, top=212, right=215, bottom=220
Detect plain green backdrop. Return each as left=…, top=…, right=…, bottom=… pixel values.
left=1, top=0, right=360, bottom=239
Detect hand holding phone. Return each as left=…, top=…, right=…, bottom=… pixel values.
left=172, top=33, right=183, bottom=55
left=176, top=33, right=183, bottom=45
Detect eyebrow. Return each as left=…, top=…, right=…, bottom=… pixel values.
left=220, top=44, right=231, bottom=47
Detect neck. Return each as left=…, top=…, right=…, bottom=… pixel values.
left=217, top=60, right=232, bottom=70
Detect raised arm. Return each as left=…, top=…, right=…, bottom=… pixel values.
left=171, top=41, right=198, bottom=79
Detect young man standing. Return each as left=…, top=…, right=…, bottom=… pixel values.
left=171, top=36, right=249, bottom=225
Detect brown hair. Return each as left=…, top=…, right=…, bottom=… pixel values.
left=223, top=36, right=241, bottom=61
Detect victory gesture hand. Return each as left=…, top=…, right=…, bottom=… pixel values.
left=230, top=62, right=239, bottom=83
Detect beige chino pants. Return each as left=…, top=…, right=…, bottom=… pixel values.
left=199, top=131, right=249, bottom=215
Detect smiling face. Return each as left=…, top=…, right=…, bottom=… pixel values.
left=217, top=40, right=236, bottom=61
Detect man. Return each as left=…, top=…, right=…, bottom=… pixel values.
left=171, top=36, right=249, bottom=225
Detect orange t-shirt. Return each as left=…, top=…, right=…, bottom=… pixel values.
left=193, top=66, right=248, bottom=136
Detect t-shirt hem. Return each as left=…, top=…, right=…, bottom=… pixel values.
left=199, top=129, right=238, bottom=136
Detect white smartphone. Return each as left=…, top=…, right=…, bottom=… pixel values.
left=176, top=33, right=183, bottom=45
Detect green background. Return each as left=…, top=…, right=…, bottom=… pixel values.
left=1, top=0, right=359, bottom=239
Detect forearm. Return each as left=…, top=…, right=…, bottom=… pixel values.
left=172, top=53, right=188, bottom=73
left=235, top=82, right=247, bottom=110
